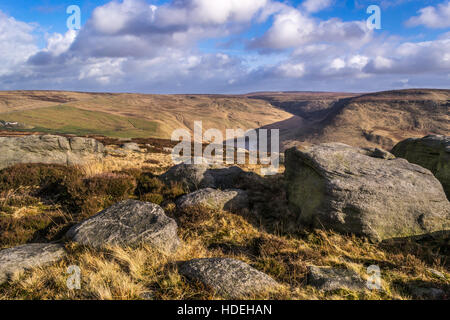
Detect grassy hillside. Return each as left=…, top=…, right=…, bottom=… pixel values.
left=0, top=91, right=293, bottom=140
left=0, top=105, right=161, bottom=138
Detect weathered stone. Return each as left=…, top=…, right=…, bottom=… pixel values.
left=392, top=135, right=450, bottom=199
left=66, top=200, right=180, bottom=253
left=408, top=285, right=446, bottom=300
left=0, top=135, right=104, bottom=170
left=0, top=243, right=66, bottom=284
left=176, top=188, right=249, bottom=212
left=307, top=266, right=366, bottom=292
left=121, top=142, right=141, bottom=152
left=285, top=143, right=450, bottom=241
left=428, top=268, right=446, bottom=280
left=179, top=258, right=280, bottom=299
left=161, top=164, right=245, bottom=191
left=362, top=147, right=396, bottom=160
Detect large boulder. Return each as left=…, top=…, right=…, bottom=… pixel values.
left=176, top=188, right=249, bottom=213
left=66, top=200, right=180, bottom=253
left=0, top=135, right=104, bottom=170
left=285, top=143, right=450, bottom=241
left=179, top=258, right=280, bottom=299
left=160, top=164, right=245, bottom=191
left=392, top=135, right=450, bottom=199
left=0, top=243, right=66, bottom=284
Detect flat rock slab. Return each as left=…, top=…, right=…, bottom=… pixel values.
left=0, top=135, right=104, bottom=170
left=0, top=243, right=66, bottom=284
left=179, top=258, right=280, bottom=299
left=307, top=266, right=366, bottom=292
left=176, top=188, right=249, bottom=212
left=66, top=200, right=180, bottom=253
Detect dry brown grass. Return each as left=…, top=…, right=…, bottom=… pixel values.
left=1, top=208, right=448, bottom=300
left=0, top=150, right=449, bottom=300
left=80, top=148, right=174, bottom=177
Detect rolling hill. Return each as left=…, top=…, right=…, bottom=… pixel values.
left=0, top=89, right=448, bottom=151
left=279, top=89, right=450, bottom=150
left=0, top=91, right=293, bottom=139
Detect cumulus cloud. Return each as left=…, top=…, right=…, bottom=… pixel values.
left=66, top=0, right=270, bottom=59
left=0, top=0, right=449, bottom=93
left=302, top=0, right=333, bottom=13
left=364, top=39, right=450, bottom=74
left=406, top=1, right=450, bottom=28
left=250, top=7, right=372, bottom=50
left=276, top=62, right=305, bottom=78
left=0, top=10, right=38, bottom=76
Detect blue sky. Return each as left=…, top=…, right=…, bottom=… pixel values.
left=0, top=0, right=448, bottom=93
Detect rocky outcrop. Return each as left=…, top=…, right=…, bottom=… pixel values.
left=307, top=266, right=366, bottom=292
left=392, top=135, right=450, bottom=199
left=66, top=200, right=180, bottom=253
left=161, top=164, right=245, bottom=191
left=0, top=243, right=66, bottom=284
left=176, top=188, right=249, bottom=213
left=179, top=258, right=280, bottom=299
left=0, top=135, right=104, bottom=170
left=285, top=143, right=450, bottom=241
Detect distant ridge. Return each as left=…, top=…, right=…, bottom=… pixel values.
left=0, top=89, right=448, bottom=151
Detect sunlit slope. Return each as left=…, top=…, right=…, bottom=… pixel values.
left=0, top=105, right=161, bottom=138
left=0, top=91, right=293, bottom=139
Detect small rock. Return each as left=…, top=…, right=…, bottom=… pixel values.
left=161, top=164, right=245, bottom=191
left=179, top=258, right=280, bottom=299
left=307, top=266, right=366, bottom=292
left=428, top=268, right=446, bottom=279
left=176, top=188, right=249, bottom=213
left=363, top=147, right=396, bottom=160
left=139, top=291, right=155, bottom=300
left=121, top=142, right=141, bottom=152
left=66, top=200, right=180, bottom=253
left=105, top=146, right=128, bottom=157
left=0, top=243, right=66, bottom=284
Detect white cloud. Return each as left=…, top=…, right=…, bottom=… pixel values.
left=45, top=30, right=78, bottom=56
left=330, top=58, right=346, bottom=70
left=406, top=1, right=450, bottom=28
left=0, top=1, right=449, bottom=93
left=251, top=8, right=372, bottom=50
left=186, top=0, right=269, bottom=24
left=78, top=58, right=126, bottom=84
left=0, top=10, right=38, bottom=76
left=364, top=39, right=450, bottom=74
left=302, top=0, right=333, bottom=13
left=277, top=62, right=306, bottom=78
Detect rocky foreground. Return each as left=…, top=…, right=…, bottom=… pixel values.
left=0, top=134, right=449, bottom=300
